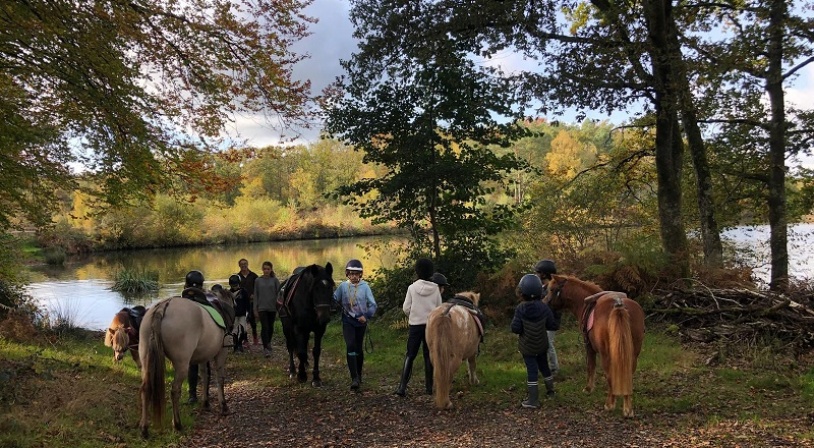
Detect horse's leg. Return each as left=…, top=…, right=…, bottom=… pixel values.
left=311, top=325, right=325, bottom=387
left=171, top=362, right=187, bottom=431
left=467, top=355, right=479, bottom=385
left=283, top=321, right=296, bottom=378
left=601, top=353, right=616, bottom=412
left=296, top=332, right=308, bottom=383
left=215, top=350, right=229, bottom=416
left=131, top=348, right=142, bottom=369
left=139, top=373, right=150, bottom=438
left=201, top=362, right=212, bottom=411
left=623, top=394, right=634, bottom=418
left=585, top=343, right=597, bottom=393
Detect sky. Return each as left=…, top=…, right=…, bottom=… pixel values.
left=226, top=0, right=814, bottom=152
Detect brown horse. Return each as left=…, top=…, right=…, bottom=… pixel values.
left=138, top=288, right=235, bottom=438
left=104, top=306, right=145, bottom=367
left=545, top=274, right=645, bottom=418
left=425, top=291, right=483, bottom=410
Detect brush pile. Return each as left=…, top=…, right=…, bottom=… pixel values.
left=651, top=286, right=814, bottom=351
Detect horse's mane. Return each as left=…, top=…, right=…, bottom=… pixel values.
left=553, top=274, right=602, bottom=296
left=455, top=291, right=480, bottom=306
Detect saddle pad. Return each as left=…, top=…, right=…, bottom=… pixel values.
left=196, top=302, right=226, bottom=329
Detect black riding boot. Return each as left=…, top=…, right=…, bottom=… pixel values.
left=356, top=352, right=364, bottom=385
left=394, top=356, right=414, bottom=397
left=347, top=354, right=360, bottom=391
left=424, top=356, right=434, bottom=395
left=187, top=364, right=198, bottom=404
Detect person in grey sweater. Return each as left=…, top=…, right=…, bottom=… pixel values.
left=254, top=261, right=280, bottom=357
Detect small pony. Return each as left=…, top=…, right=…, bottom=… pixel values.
left=545, top=274, right=645, bottom=418
left=138, top=287, right=235, bottom=438
left=104, top=306, right=146, bottom=367
left=425, top=291, right=484, bottom=410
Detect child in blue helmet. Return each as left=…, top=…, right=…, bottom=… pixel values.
left=333, top=259, right=377, bottom=391
left=512, top=273, right=561, bottom=409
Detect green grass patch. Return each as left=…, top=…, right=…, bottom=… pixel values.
left=1, top=315, right=813, bottom=447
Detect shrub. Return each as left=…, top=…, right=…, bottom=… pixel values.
left=111, top=269, right=160, bottom=294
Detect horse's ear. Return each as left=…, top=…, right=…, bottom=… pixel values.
left=325, top=262, right=333, bottom=278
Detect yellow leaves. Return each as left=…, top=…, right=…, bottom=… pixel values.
left=545, top=130, right=598, bottom=180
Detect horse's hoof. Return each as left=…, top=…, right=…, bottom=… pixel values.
left=583, top=387, right=594, bottom=394
left=624, top=410, right=634, bottom=418
left=312, top=380, right=322, bottom=387
left=140, top=426, right=149, bottom=439
left=173, top=421, right=183, bottom=431
left=220, top=406, right=230, bottom=416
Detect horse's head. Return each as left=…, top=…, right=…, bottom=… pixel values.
left=105, top=310, right=133, bottom=363
left=543, top=274, right=569, bottom=311
left=306, top=262, right=334, bottom=325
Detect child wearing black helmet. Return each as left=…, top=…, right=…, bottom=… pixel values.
left=229, top=274, right=250, bottom=353
left=333, top=259, right=377, bottom=391
left=512, top=273, right=561, bottom=409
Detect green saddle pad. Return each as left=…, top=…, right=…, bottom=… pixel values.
left=196, top=302, right=226, bottom=329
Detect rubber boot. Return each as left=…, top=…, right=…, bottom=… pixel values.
left=356, top=353, right=364, bottom=385
left=521, top=382, right=540, bottom=409
left=544, top=377, right=556, bottom=396
left=347, top=354, right=360, bottom=391
left=187, top=364, right=199, bottom=404
left=424, top=356, right=434, bottom=395
left=394, top=357, right=414, bottom=396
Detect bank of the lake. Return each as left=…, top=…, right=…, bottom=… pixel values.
left=26, top=236, right=404, bottom=331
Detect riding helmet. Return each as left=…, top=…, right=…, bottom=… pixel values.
left=345, top=259, right=363, bottom=272
left=185, top=270, right=205, bottom=288
left=518, top=274, right=544, bottom=298
left=228, top=274, right=241, bottom=286
left=430, top=272, right=449, bottom=287
left=534, top=259, right=557, bottom=276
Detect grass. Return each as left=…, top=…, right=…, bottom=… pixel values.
left=111, top=269, right=160, bottom=294
left=1, top=314, right=813, bottom=447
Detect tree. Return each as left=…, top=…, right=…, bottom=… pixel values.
left=0, top=0, right=314, bottom=229
left=325, top=12, right=531, bottom=284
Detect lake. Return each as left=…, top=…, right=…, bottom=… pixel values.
left=25, top=224, right=814, bottom=330
left=26, top=236, right=404, bottom=330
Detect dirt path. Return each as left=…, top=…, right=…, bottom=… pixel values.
left=177, top=351, right=812, bottom=448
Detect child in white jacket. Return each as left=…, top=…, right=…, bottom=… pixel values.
left=395, top=258, right=442, bottom=397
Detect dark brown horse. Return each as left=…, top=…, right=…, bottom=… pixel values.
left=545, top=274, right=645, bottom=417
left=277, top=263, right=335, bottom=387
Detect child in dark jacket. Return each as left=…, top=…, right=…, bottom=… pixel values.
left=511, top=274, right=561, bottom=409
left=229, top=274, right=250, bottom=352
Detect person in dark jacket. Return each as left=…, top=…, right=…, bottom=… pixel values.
left=511, top=274, right=561, bottom=409
left=534, top=259, right=560, bottom=375
left=229, top=274, right=250, bottom=353
left=237, top=258, right=259, bottom=346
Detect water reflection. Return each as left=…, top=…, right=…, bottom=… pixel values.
left=27, top=236, right=404, bottom=330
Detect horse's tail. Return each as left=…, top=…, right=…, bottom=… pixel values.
left=608, top=302, right=634, bottom=396
left=142, top=299, right=169, bottom=426
left=430, top=307, right=455, bottom=409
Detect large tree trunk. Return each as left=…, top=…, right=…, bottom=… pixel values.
left=765, top=0, right=789, bottom=291
left=645, top=0, right=689, bottom=275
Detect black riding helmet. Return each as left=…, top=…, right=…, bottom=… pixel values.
left=185, top=270, right=205, bottom=288
left=430, top=272, right=449, bottom=286
left=518, top=274, right=544, bottom=298
left=534, top=259, right=557, bottom=276
left=345, top=259, right=363, bottom=273
left=228, top=274, right=241, bottom=286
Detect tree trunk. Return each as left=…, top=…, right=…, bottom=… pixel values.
left=645, top=0, right=689, bottom=275
left=766, top=0, right=789, bottom=291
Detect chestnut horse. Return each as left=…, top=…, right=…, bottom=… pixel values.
left=138, top=287, right=235, bottom=438
left=545, top=274, right=645, bottom=417
left=425, top=291, right=483, bottom=410
left=104, top=306, right=146, bottom=367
